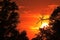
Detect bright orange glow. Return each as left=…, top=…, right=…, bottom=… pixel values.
left=16, top=0, right=58, bottom=39
left=40, top=22, right=49, bottom=28
left=14, top=0, right=59, bottom=40
left=30, top=15, right=49, bottom=31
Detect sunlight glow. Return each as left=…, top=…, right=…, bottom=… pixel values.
left=40, top=22, right=49, bottom=28
left=30, top=15, right=50, bottom=35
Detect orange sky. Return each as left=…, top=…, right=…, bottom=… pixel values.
left=13, top=0, right=60, bottom=40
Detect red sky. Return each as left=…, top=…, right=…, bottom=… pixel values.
left=13, top=0, right=60, bottom=40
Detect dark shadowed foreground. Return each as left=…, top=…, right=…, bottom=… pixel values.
left=0, top=0, right=29, bottom=40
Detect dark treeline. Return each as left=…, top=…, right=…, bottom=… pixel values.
left=0, top=0, right=29, bottom=40
left=32, top=6, right=60, bottom=40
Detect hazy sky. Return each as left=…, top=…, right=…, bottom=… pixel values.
left=13, top=0, right=60, bottom=40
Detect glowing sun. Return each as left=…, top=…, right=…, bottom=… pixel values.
left=40, top=22, right=49, bottom=28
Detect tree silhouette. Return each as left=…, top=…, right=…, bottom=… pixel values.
left=19, top=31, right=29, bottom=40
left=0, top=0, right=29, bottom=40
left=50, top=6, right=60, bottom=20
left=32, top=6, right=60, bottom=40
left=50, top=6, right=60, bottom=40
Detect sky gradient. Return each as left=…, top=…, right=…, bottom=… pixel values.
left=13, top=0, right=60, bottom=40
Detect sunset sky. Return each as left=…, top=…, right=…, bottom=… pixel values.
left=13, top=0, right=60, bottom=40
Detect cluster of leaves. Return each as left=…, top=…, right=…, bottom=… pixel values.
left=0, top=0, right=29, bottom=40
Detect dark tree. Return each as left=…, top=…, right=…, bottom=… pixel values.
left=50, top=6, right=60, bottom=20
left=0, top=0, right=29, bottom=40
left=50, top=6, right=60, bottom=40
left=19, top=31, right=29, bottom=40
left=32, top=6, right=60, bottom=40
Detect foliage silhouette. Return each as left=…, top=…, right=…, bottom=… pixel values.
left=19, top=31, right=29, bottom=40
left=0, top=0, right=29, bottom=40
left=50, top=6, right=60, bottom=40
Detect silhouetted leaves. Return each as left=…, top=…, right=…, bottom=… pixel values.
left=0, top=0, right=29, bottom=40
left=19, top=31, right=29, bottom=40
